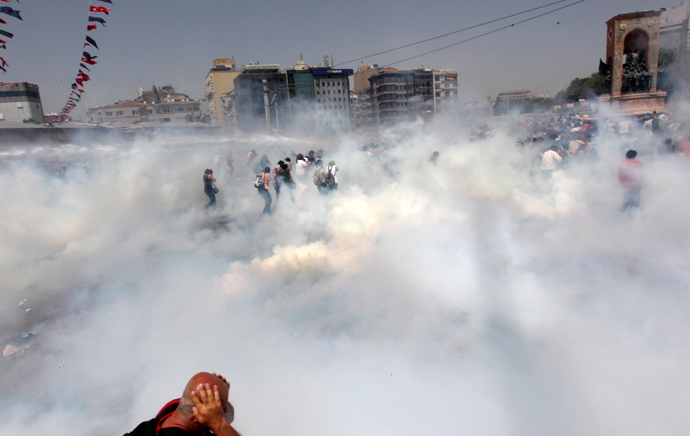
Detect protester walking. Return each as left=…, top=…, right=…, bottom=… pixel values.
left=312, top=160, right=329, bottom=195
left=274, top=161, right=294, bottom=205
left=203, top=169, right=218, bottom=210
left=618, top=150, right=643, bottom=219
left=256, top=166, right=272, bottom=215
left=226, top=151, right=234, bottom=177
left=295, top=153, right=308, bottom=179
left=540, top=145, right=563, bottom=179
left=326, top=160, right=339, bottom=191
left=213, top=152, right=222, bottom=176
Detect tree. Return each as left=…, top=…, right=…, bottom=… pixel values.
left=557, top=73, right=608, bottom=102
left=658, top=47, right=677, bottom=72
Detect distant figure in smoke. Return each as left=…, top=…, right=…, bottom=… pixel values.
left=257, top=166, right=272, bottom=215
left=246, top=150, right=257, bottom=168
left=203, top=169, right=217, bottom=210
left=540, top=145, right=562, bottom=179
left=275, top=161, right=294, bottom=204
left=254, top=154, right=270, bottom=175
left=428, top=151, right=440, bottom=166
left=273, top=160, right=285, bottom=200
left=307, top=150, right=316, bottom=163
left=295, top=153, right=308, bottom=179
left=618, top=150, right=644, bottom=219
left=226, top=151, right=234, bottom=177
left=213, top=152, right=222, bottom=176
left=312, top=160, right=329, bottom=195
left=326, top=160, right=339, bottom=191
left=123, top=372, right=240, bottom=436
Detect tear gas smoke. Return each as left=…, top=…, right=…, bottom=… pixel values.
left=1, top=117, right=689, bottom=436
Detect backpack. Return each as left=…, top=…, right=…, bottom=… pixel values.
left=254, top=173, right=265, bottom=189
left=313, top=167, right=326, bottom=186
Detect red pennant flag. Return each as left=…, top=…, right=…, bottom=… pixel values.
left=87, top=25, right=97, bottom=31
left=90, top=6, right=111, bottom=15
left=75, top=78, right=85, bottom=87
left=78, top=70, right=90, bottom=80
left=0, top=57, right=6, bottom=68
left=0, top=18, right=5, bottom=25
left=81, top=57, right=97, bottom=65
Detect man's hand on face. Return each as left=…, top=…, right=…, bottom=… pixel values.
left=191, top=383, right=225, bottom=431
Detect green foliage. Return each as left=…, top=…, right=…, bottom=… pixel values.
left=658, top=47, right=677, bottom=71
left=558, top=73, right=608, bottom=102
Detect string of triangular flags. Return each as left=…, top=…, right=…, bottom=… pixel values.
left=54, top=0, right=113, bottom=124
left=0, top=1, right=23, bottom=74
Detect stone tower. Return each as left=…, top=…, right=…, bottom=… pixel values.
left=598, top=10, right=667, bottom=114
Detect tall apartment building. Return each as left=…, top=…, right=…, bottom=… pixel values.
left=87, top=85, right=200, bottom=124
left=0, top=82, right=44, bottom=123
left=369, top=67, right=458, bottom=128
left=205, top=58, right=240, bottom=125
left=313, top=68, right=353, bottom=128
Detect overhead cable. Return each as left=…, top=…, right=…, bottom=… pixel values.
left=382, top=0, right=587, bottom=68
left=335, top=0, right=573, bottom=67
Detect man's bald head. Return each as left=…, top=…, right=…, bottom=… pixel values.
left=177, top=372, right=232, bottom=422
left=182, top=372, right=229, bottom=402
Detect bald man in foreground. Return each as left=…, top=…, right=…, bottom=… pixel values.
left=124, top=372, right=241, bottom=436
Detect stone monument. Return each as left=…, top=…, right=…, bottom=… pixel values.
left=597, top=10, right=667, bottom=114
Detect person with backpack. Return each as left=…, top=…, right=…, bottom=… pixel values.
left=255, top=166, right=272, bottom=215
left=312, top=160, right=328, bottom=195
left=326, top=160, right=339, bottom=191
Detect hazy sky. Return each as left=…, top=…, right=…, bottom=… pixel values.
left=0, top=0, right=677, bottom=116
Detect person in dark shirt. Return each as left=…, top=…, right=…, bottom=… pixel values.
left=203, top=169, right=217, bottom=210
left=124, top=372, right=240, bottom=436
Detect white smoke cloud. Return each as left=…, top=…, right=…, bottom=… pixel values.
left=1, top=118, right=689, bottom=436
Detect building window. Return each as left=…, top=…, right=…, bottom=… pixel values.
left=317, top=99, right=320, bottom=102
left=116, top=111, right=123, bottom=116
left=163, top=118, right=171, bottom=123
left=328, top=90, right=331, bottom=94
left=132, top=111, right=138, bottom=115
left=105, top=111, right=113, bottom=117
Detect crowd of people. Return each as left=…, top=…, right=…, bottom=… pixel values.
left=201, top=109, right=687, bottom=218
left=203, top=148, right=339, bottom=215
left=502, top=109, right=690, bottom=218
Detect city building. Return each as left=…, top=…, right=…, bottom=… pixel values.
left=493, top=90, right=533, bottom=115
left=351, top=91, right=375, bottom=132
left=0, top=82, right=44, bottom=123
left=352, top=65, right=394, bottom=132
left=286, top=60, right=316, bottom=102
left=660, top=2, right=690, bottom=91
left=204, top=58, right=240, bottom=125
left=233, top=64, right=289, bottom=132
left=368, top=67, right=458, bottom=128
left=87, top=85, right=200, bottom=124
left=313, top=67, right=353, bottom=128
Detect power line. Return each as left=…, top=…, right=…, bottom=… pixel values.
left=382, top=0, right=587, bottom=68
left=335, top=0, right=572, bottom=67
